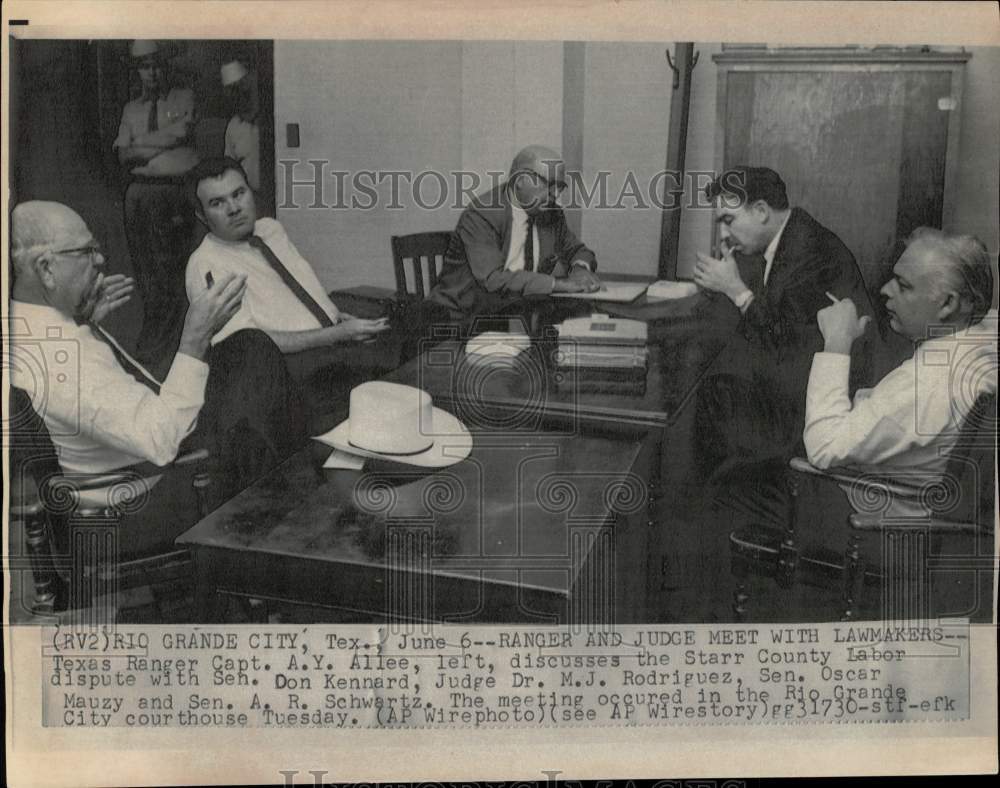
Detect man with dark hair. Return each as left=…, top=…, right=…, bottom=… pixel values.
left=689, top=166, right=876, bottom=524
left=695, top=165, right=870, bottom=348
left=427, top=145, right=601, bottom=321
left=184, top=157, right=391, bottom=427
left=10, top=200, right=306, bottom=497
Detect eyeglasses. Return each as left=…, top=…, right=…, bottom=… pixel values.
left=517, top=170, right=567, bottom=194
left=51, top=244, right=104, bottom=262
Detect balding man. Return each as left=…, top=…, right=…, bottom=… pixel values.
left=428, top=145, right=601, bottom=320
left=805, top=227, right=996, bottom=476
left=9, top=201, right=303, bottom=488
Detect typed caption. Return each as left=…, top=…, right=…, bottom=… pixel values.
left=43, top=623, right=969, bottom=729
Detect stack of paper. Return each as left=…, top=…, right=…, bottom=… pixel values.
left=553, top=315, right=649, bottom=393
left=465, top=331, right=531, bottom=364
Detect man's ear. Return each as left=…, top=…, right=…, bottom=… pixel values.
left=34, top=252, right=58, bottom=290
left=751, top=199, right=771, bottom=223
left=936, top=289, right=963, bottom=322
left=194, top=207, right=207, bottom=228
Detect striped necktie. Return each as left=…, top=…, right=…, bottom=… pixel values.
left=247, top=235, right=336, bottom=328
left=524, top=215, right=536, bottom=272
left=90, top=323, right=161, bottom=395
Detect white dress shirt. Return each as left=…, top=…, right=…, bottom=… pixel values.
left=503, top=202, right=541, bottom=273
left=804, top=310, right=997, bottom=478
left=186, top=218, right=341, bottom=346
left=9, top=301, right=209, bottom=474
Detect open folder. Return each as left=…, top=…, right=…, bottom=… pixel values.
left=551, top=281, right=648, bottom=303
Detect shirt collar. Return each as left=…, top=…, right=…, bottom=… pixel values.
left=763, top=211, right=791, bottom=266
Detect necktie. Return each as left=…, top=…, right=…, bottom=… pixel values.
left=90, top=324, right=161, bottom=395
left=524, top=216, right=536, bottom=272
left=148, top=98, right=159, bottom=132
left=247, top=235, right=336, bottom=328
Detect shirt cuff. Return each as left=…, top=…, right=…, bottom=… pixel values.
left=164, top=352, right=210, bottom=396
left=570, top=259, right=592, bottom=273
left=730, top=288, right=755, bottom=312
left=810, top=351, right=852, bottom=380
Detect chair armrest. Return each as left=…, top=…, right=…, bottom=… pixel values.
left=41, top=449, right=212, bottom=502
left=849, top=512, right=984, bottom=535
left=173, top=448, right=210, bottom=467
left=789, top=457, right=925, bottom=500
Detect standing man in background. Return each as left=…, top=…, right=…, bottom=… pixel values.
left=221, top=58, right=260, bottom=193
left=113, top=39, right=201, bottom=373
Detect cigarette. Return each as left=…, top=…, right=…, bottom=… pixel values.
left=825, top=291, right=839, bottom=304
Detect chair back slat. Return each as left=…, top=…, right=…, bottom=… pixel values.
left=391, top=232, right=453, bottom=298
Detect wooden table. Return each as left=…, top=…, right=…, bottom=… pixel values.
left=177, top=429, right=657, bottom=624
left=177, top=291, right=740, bottom=624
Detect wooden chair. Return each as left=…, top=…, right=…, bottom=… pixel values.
left=390, top=231, right=452, bottom=300
left=8, top=387, right=212, bottom=620
left=728, top=392, right=996, bottom=622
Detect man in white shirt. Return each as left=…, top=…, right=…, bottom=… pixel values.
left=427, top=145, right=602, bottom=321
left=805, top=227, right=996, bottom=480
left=9, top=200, right=244, bottom=475
left=184, top=157, right=390, bottom=427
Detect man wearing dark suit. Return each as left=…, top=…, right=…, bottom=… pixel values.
left=694, top=166, right=871, bottom=350
left=427, top=145, right=602, bottom=321
left=690, top=167, right=875, bottom=517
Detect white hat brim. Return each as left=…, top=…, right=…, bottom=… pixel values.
left=315, top=407, right=472, bottom=468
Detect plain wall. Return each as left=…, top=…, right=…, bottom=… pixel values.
left=275, top=41, right=464, bottom=292
left=579, top=42, right=673, bottom=277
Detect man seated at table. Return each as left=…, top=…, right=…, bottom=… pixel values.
left=427, top=145, right=602, bottom=323
left=184, top=157, right=391, bottom=427
left=691, top=166, right=876, bottom=484
left=805, top=227, right=996, bottom=481
left=693, top=165, right=871, bottom=348
left=9, top=200, right=306, bottom=499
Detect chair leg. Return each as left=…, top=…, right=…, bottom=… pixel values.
left=732, top=578, right=750, bottom=622
left=842, top=529, right=862, bottom=621
left=22, top=507, right=68, bottom=615
left=192, top=470, right=212, bottom=518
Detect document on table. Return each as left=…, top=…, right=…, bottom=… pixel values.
left=551, top=282, right=648, bottom=302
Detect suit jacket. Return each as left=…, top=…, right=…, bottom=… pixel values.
left=736, top=207, right=872, bottom=350
left=427, top=184, right=597, bottom=318
left=705, top=207, right=875, bottom=454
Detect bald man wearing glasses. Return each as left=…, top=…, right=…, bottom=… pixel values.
left=428, top=145, right=601, bottom=321
left=9, top=201, right=305, bottom=486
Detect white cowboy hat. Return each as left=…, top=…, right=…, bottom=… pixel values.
left=127, top=40, right=179, bottom=63
left=315, top=382, right=472, bottom=468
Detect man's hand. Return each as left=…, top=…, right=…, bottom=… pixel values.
left=178, top=272, right=248, bottom=360
left=817, top=294, right=871, bottom=355
left=552, top=277, right=586, bottom=294
left=568, top=263, right=602, bottom=293
left=91, top=274, right=135, bottom=324
left=335, top=317, right=390, bottom=343
left=693, top=250, right=748, bottom=301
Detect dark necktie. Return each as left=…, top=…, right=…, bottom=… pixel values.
left=247, top=235, right=336, bottom=328
left=148, top=98, right=159, bottom=132
left=90, top=324, right=161, bottom=395
left=524, top=216, right=536, bottom=272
